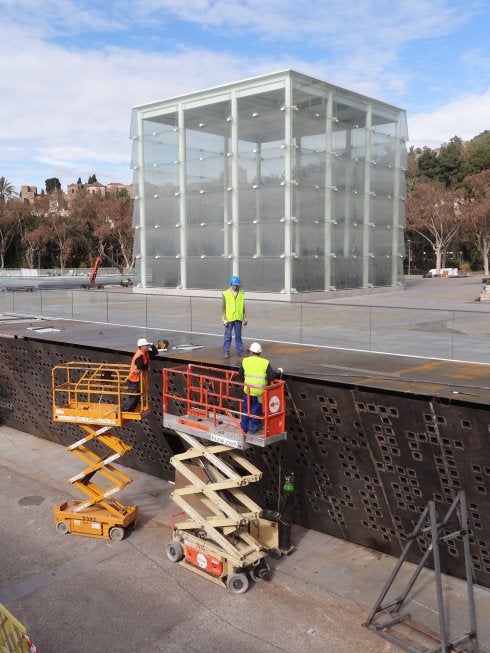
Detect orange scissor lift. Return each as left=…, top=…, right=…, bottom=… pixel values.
left=162, top=364, right=288, bottom=594
left=51, top=362, right=148, bottom=540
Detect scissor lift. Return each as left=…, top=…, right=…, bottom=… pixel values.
left=163, top=364, right=288, bottom=594
left=51, top=361, right=149, bottom=540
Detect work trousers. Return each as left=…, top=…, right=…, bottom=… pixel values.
left=223, top=320, right=244, bottom=355
left=240, top=394, right=262, bottom=434
left=122, top=380, right=140, bottom=412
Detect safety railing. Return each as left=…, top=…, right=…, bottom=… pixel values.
left=0, top=603, right=38, bottom=653
left=163, top=364, right=286, bottom=445
left=3, top=285, right=490, bottom=363
left=52, top=361, right=149, bottom=425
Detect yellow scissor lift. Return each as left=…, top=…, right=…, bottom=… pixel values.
left=52, top=361, right=148, bottom=541
left=163, top=364, right=288, bottom=594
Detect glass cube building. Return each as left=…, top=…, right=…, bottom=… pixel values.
left=129, top=70, right=407, bottom=295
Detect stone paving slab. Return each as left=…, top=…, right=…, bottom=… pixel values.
left=1, top=426, right=489, bottom=653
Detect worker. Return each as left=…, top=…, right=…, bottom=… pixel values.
left=237, top=342, right=283, bottom=434
left=122, top=337, right=158, bottom=412
left=222, top=275, right=247, bottom=359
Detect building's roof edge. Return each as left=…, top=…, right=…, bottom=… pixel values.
left=131, top=69, right=405, bottom=113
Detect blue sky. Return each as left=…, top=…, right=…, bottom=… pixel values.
left=1, top=0, right=489, bottom=194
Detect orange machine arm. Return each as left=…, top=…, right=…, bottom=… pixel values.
left=89, top=254, right=124, bottom=284
left=89, top=256, right=104, bottom=284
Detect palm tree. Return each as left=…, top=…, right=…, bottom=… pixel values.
left=0, top=177, right=16, bottom=204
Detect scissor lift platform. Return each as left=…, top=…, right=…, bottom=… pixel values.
left=51, top=362, right=149, bottom=539
left=162, top=363, right=286, bottom=450
left=52, top=361, right=150, bottom=426
left=162, top=364, right=288, bottom=593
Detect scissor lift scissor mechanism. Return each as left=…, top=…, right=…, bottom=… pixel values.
left=51, top=362, right=148, bottom=540
left=163, top=364, right=288, bottom=594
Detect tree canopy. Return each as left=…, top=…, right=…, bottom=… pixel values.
left=0, top=177, right=16, bottom=204
left=0, top=181, right=133, bottom=270
left=45, top=177, right=61, bottom=193
left=406, top=130, right=490, bottom=274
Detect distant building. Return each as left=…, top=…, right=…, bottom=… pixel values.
left=20, top=185, right=38, bottom=204
left=66, top=181, right=131, bottom=205
left=129, top=70, right=408, bottom=298
left=15, top=181, right=131, bottom=208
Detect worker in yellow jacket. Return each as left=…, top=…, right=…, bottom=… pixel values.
left=222, top=275, right=247, bottom=359
left=237, top=342, right=282, bottom=434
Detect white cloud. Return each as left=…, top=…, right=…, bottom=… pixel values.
left=133, top=0, right=476, bottom=45
left=0, top=19, right=318, bottom=190
left=408, top=89, right=490, bottom=148
left=0, top=0, right=488, bottom=191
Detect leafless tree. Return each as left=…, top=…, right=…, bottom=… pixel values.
left=406, top=178, right=464, bottom=274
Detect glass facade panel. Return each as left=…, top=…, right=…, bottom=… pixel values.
left=187, top=257, right=230, bottom=290
left=238, top=257, right=285, bottom=292
left=187, top=224, right=224, bottom=256
left=186, top=190, right=227, bottom=225
left=293, top=219, right=325, bottom=257
left=292, top=257, right=326, bottom=291
left=149, top=257, right=180, bottom=288
left=130, top=70, right=406, bottom=295
left=239, top=186, right=284, bottom=222
left=145, top=196, right=179, bottom=227
left=147, top=226, right=179, bottom=256
left=292, top=186, right=325, bottom=219
left=239, top=222, right=284, bottom=257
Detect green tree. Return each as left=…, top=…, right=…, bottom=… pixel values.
left=463, top=130, right=490, bottom=176
left=437, top=136, right=464, bottom=187
left=0, top=176, right=16, bottom=204
left=88, top=174, right=97, bottom=184
left=412, top=137, right=465, bottom=187
left=45, top=177, right=61, bottom=193
left=416, top=147, right=440, bottom=180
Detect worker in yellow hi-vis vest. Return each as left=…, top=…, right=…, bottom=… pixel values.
left=222, top=275, right=247, bottom=359
left=237, top=341, right=283, bottom=434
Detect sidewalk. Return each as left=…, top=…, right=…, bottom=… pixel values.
left=1, top=426, right=489, bottom=653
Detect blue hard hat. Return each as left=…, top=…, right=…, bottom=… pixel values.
left=230, top=275, right=240, bottom=286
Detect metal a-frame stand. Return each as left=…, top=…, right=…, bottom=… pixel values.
left=365, top=491, right=479, bottom=652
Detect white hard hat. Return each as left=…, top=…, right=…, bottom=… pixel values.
left=137, top=338, right=152, bottom=347
left=249, top=342, right=262, bottom=354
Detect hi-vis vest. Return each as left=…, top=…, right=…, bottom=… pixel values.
left=223, top=288, right=245, bottom=322
left=128, top=349, right=149, bottom=382
left=242, top=355, right=269, bottom=397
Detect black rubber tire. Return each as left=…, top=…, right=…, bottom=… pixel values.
left=250, top=561, right=272, bottom=582
left=166, top=541, right=184, bottom=562
left=56, top=521, right=69, bottom=535
left=109, top=526, right=125, bottom=541
left=226, top=572, right=249, bottom=595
